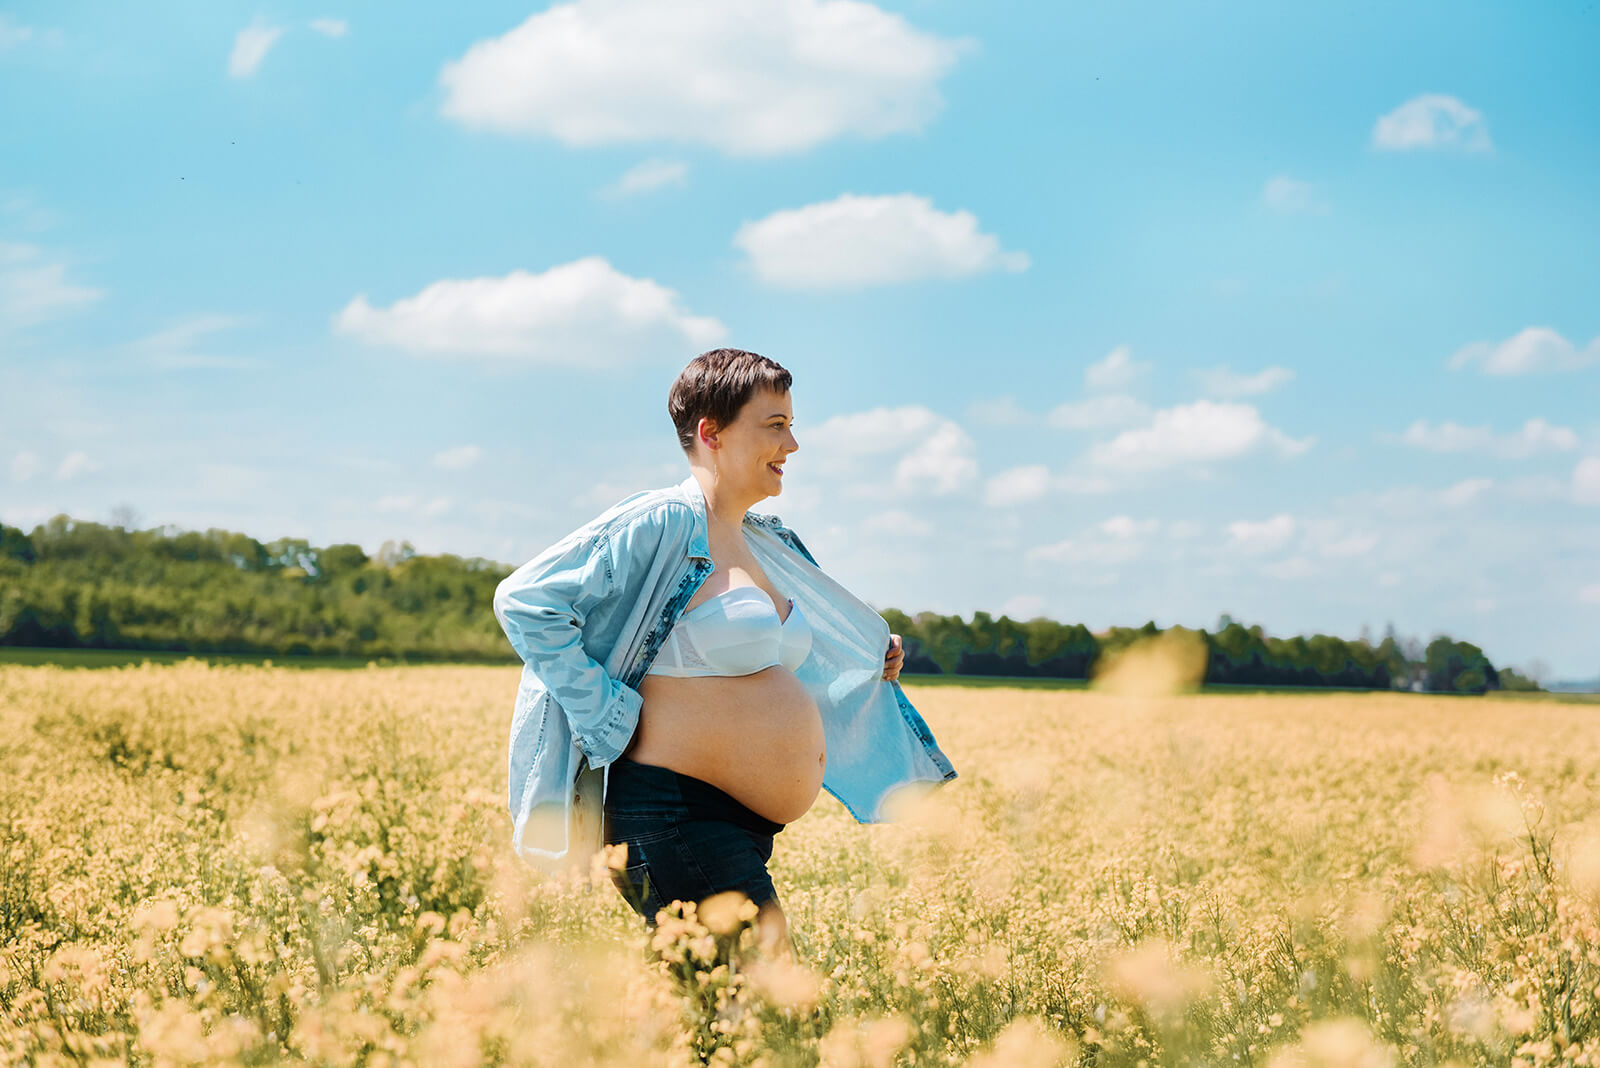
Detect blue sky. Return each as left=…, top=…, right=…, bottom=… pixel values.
left=2, top=1, right=1597, bottom=679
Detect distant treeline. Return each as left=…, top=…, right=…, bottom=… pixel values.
left=1, top=517, right=1537, bottom=694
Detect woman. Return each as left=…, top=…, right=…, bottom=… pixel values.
left=493, top=348, right=957, bottom=957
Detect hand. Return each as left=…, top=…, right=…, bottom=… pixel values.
left=882, top=633, right=904, bottom=682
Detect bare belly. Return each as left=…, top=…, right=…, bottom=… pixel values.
left=626, top=667, right=826, bottom=825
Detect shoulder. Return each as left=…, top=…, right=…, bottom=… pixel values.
left=592, top=485, right=695, bottom=556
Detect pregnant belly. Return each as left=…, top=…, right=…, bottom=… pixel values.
left=627, top=667, right=825, bottom=825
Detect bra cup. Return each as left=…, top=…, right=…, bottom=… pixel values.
left=647, top=585, right=812, bottom=678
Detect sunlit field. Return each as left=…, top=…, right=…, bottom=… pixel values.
left=3, top=660, right=1598, bottom=1067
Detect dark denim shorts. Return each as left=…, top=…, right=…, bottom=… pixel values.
left=603, top=757, right=785, bottom=925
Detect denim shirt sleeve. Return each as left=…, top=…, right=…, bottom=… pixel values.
left=492, top=529, right=641, bottom=768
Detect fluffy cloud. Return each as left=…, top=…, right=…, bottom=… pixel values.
left=431, top=445, right=482, bottom=471
left=1578, top=584, right=1600, bottom=606
left=332, top=256, right=726, bottom=366
left=57, top=451, right=100, bottom=480
left=733, top=193, right=1028, bottom=289
left=1227, top=514, right=1296, bottom=553
left=1448, top=327, right=1600, bottom=375
left=1023, top=535, right=1143, bottom=570
left=862, top=508, right=933, bottom=537
left=1319, top=533, right=1378, bottom=558
left=0, top=241, right=103, bottom=329
left=133, top=314, right=261, bottom=370
left=1372, top=93, right=1491, bottom=152
left=983, top=465, right=1050, bottom=507
left=10, top=450, right=38, bottom=481
left=0, top=14, right=34, bottom=49
left=1438, top=477, right=1493, bottom=508
left=1261, top=176, right=1328, bottom=215
left=807, top=404, right=976, bottom=496
left=309, top=18, right=347, bottom=37
left=597, top=158, right=689, bottom=199
left=1194, top=364, right=1294, bottom=398
left=1047, top=394, right=1149, bottom=430
left=437, top=0, right=968, bottom=157
left=1089, top=401, right=1312, bottom=470
left=1399, top=417, right=1578, bottom=459
left=1575, top=458, right=1600, bottom=506
left=1101, top=516, right=1158, bottom=539
left=1084, top=345, right=1147, bottom=391
left=228, top=20, right=283, bottom=78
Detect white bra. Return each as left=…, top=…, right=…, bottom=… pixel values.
left=644, top=585, right=813, bottom=678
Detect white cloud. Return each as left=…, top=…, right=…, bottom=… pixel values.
left=1024, top=535, right=1144, bottom=569
left=1448, top=327, right=1600, bottom=376
left=57, top=451, right=100, bottom=480
left=228, top=20, right=283, bottom=79
left=437, top=0, right=969, bottom=157
left=1575, top=458, right=1600, bottom=506
left=733, top=193, right=1027, bottom=290
left=1261, top=175, right=1328, bottom=215
left=1320, top=533, right=1378, bottom=558
left=10, top=450, right=38, bottom=481
left=808, top=404, right=976, bottom=496
left=432, top=445, right=482, bottom=471
left=333, top=256, right=726, bottom=366
left=1265, top=556, right=1315, bottom=580
left=1439, top=477, right=1493, bottom=508
left=1090, top=401, right=1313, bottom=470
left=862, top=508, right=932, bottom=537
left=1047, top=394, right=1149, bottom=430
left=1228, top=514, right=1296, bottom=554
left=1372, top=93, right=1491, bottom=152
left=1398, top=417, right=1578, bottom=459
left=0, top=14, right=34, bottom=49
left=1101, top=516, right=1158, bottom=539
left=133, top=314, right=261, bottom=369
left=597, top=158, right=689, bottom=199
left=1194, top=364, right=1294, bottom=398
left=309, top=18, right=348, bottom=37
left=0, top=241, right=103, bottom=329
left=1055, top=473, right=1115, bottom=495
left=422, top=497, right=452, bottom=518
left=1578, top=584, right=1600, bottom=606
left=376, top=495, right=415, bottom=512
left=1168, top=520, right=1203, bottom=540
left=1084, top=345, right=1146, bottom=391
left=984, top=464, right=1050, bottom=507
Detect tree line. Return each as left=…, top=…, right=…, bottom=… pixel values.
left=0, top=516, right=1536, bottom=693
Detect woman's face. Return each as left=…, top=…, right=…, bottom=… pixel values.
left=701, top=387, right=798, bottom=497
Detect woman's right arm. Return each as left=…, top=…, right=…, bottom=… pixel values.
left=493, top=529, right=642, bottom=768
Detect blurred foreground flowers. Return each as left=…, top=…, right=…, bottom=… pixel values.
left=1, top=659, right=1598, bottom=1066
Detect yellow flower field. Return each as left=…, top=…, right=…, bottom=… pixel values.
left=2, top=660, right=1597, bottom=1067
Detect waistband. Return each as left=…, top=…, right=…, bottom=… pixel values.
left=607, top=757, right=785, bottom=837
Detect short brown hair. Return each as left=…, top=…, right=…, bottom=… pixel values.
left=668, top=348, right=793, bottom=455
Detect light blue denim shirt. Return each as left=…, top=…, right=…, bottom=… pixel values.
left=492, top=473, right=958, bottom=872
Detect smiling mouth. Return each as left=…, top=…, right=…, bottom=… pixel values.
left=768, top=463, right=784, bottom=476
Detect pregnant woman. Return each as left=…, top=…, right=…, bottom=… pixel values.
left=493, top=348, right=957, bottom=958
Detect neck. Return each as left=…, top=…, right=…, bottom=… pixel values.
left=690, top=466, right=758, bottom=531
